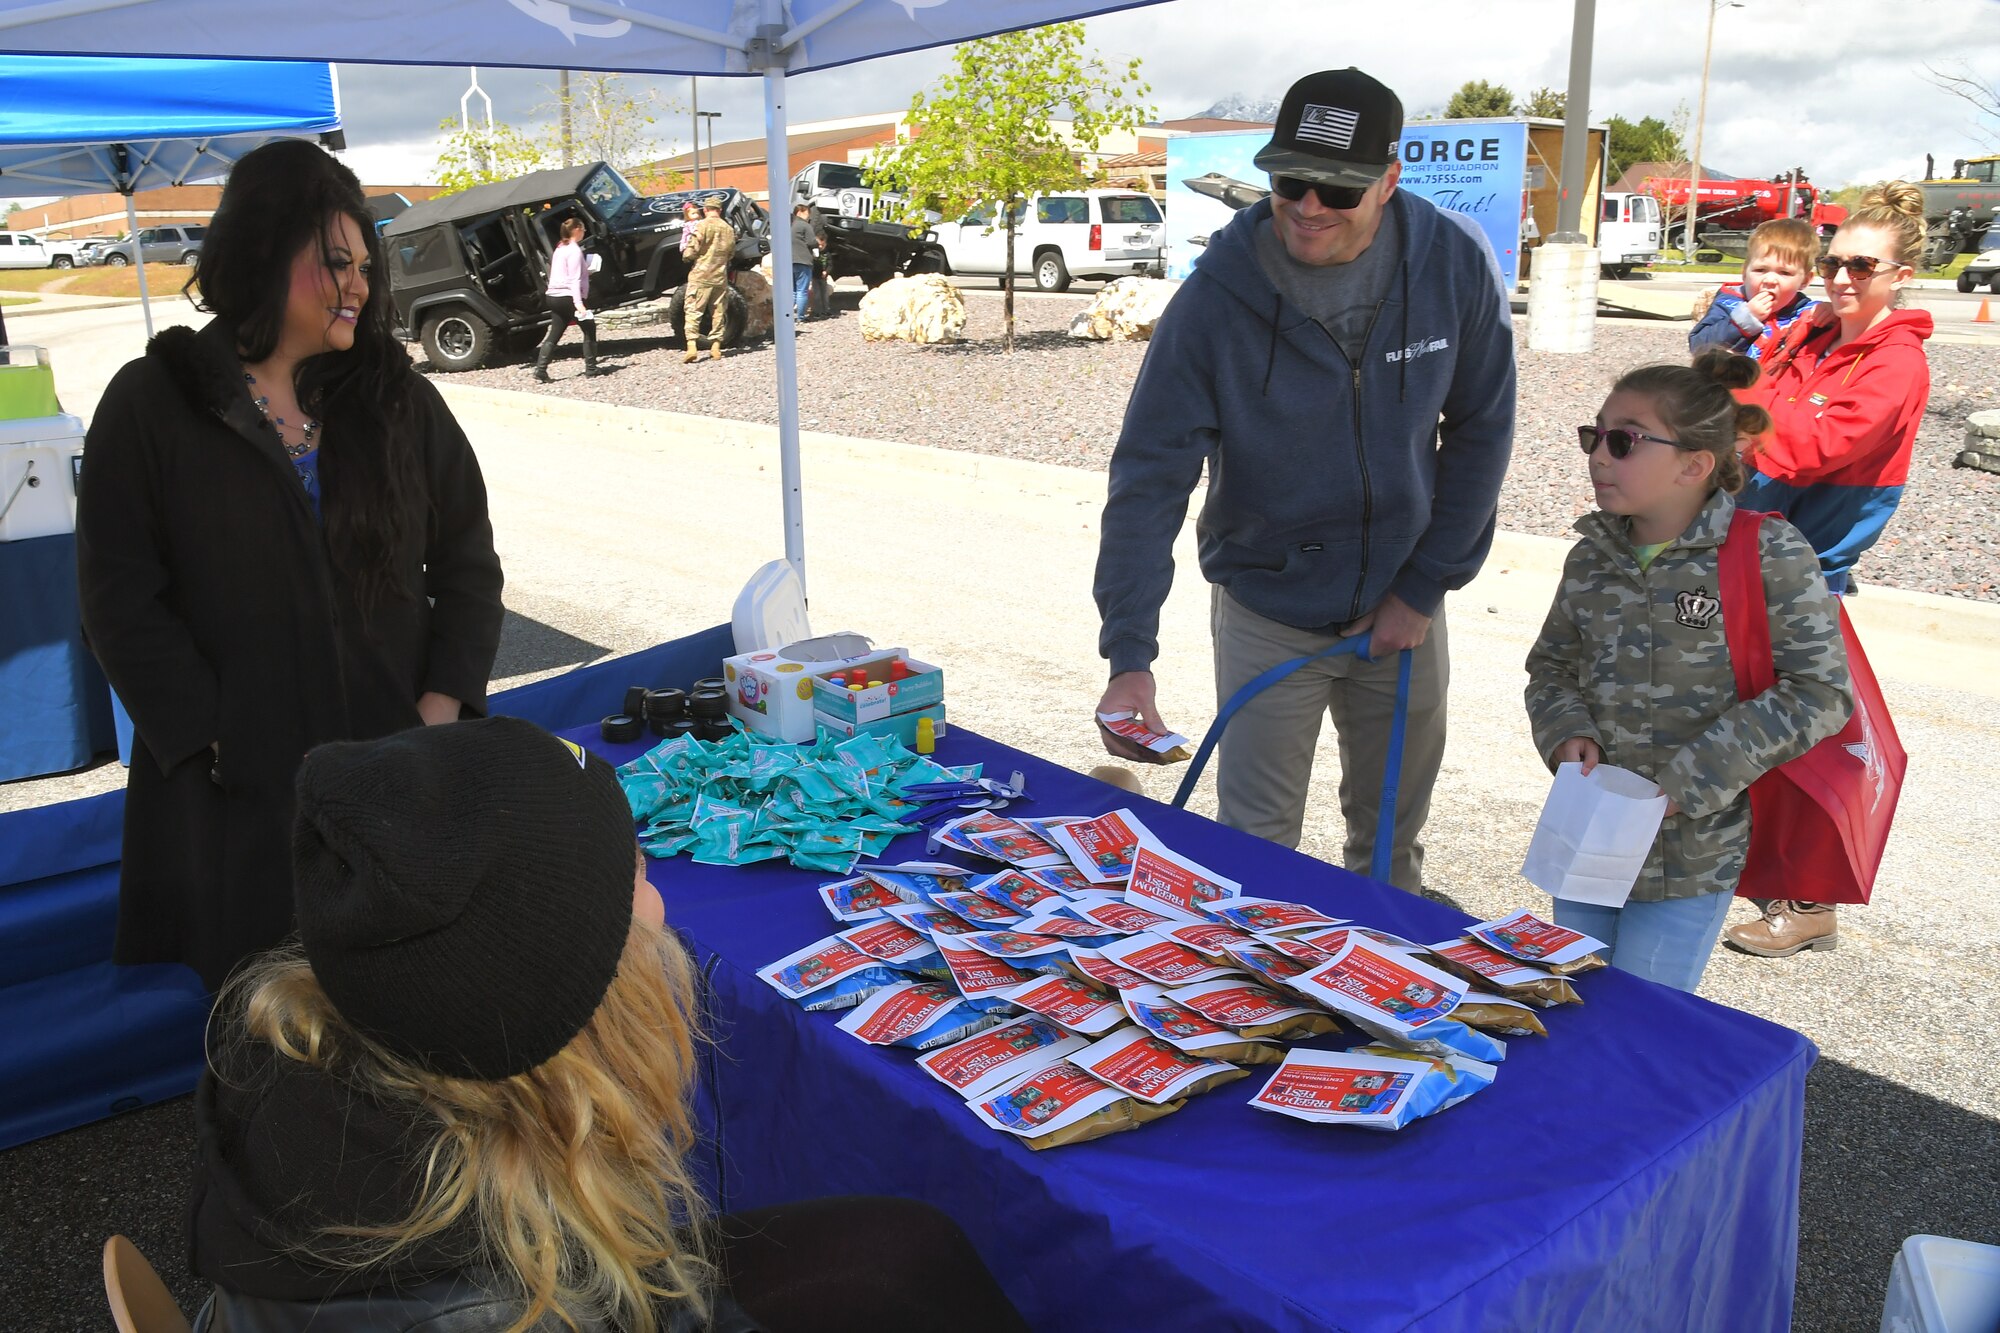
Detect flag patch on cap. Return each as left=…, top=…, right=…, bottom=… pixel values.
left=1297, top=103, right=1361, bottom=150
left=558, top=738, right=588, bottom=769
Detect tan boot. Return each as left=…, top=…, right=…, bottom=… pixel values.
left=709, top=342, right=724, bottom=361
left=682, top=347, right=700, bottom=364
left=1724, top=900, right=1838, bottom=957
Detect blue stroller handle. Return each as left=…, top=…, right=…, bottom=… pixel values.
left=1170, top=633, right=1412, bottom=885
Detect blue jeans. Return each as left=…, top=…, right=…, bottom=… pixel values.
left=1552, top=892, right=1735, bottom=992
left=792, top=264, right=813, bottom=320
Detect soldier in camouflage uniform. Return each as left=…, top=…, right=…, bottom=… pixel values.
left=681, top=196, right=737, bottom=364
left=1525, top=353, right=1852, bottom=991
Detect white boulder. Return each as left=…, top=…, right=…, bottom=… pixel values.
left=1068, top=276, right=1180, bottom=342
left=859, top=274, right=967, bottom=344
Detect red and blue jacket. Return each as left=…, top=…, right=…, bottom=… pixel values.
left=1688, top=282, right=1817, bottom=360
left=1736, top=309, right=1932, bottom=586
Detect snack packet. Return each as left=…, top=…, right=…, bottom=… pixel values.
left=930, top=890, right=1027, bottom=928
left=1072, top=1027, right=1249, bottom=1103
left=1046, top=808, right=1163, bottom=884
left=1121, top=984, right=1283, bottom=1065
left=1099, top=931, right=1244, bottom=986
left=759, top=937, right=909, bottom=1011
left=1424, top=937, right=1584, bottom=1008
left=1221, top=941, right=1317, bottom=988
left=967, top=1059, right=1175, bottom=1150
left=1063, top=947, right=1154, bottom=992
left=1290, top=938, right=1467, bottom=1036
left=940, top=811, right=1071, bottom=868
left=1379, top=1016, right=1508, bottom=1064
left=1247, top=1050, right=1458, bottom=1131
left=952, top=929, right=1072, bottom=963
left=1348, top=1045, right=1499, bottom=1114
left=1095, top=711, right=1193, bottom=764
left=1159, top=919, right=1256, bottom=963
left=1163, top=978, right=1341, bottom=1041
left=856, top=862, right=979, bottom=903
left=935, top=941, right=1035, bottom=1010
left=818, top=874, right=907, bottom=923
left=1010, top=908, right=1122, bottom=947
left=882, top=902, right=980, bottom=938
left=1453, top=989, right=1550, bottom=1038
left=1022, top=864, right=1096, bottom=897
left=1122, top=844, right=1242, bottom=923
left=836, top=981, right=999, bottom=1049
left=1204, top=896, right=1349, bottom=936
left=837, top=918, right=946, bottom=974
left=1069, top=898, right=1178, bottom=936
left=1466, top=908, right=1609, bottom=973
left=919, top=1017, right=1086, bottom=1099
left=1001, top=973, right=1127, bottom=1035
left=969, top=869, right=1070, bottom=914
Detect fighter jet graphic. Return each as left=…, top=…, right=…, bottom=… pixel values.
left=1182, top=173, right=1271, bottom=212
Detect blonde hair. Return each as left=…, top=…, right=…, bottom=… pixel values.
left=217, top=921, right=714, bottom=1333
left=1840, top=180, right=1926, bottom=269
left=1615, top=348, right=1772, bottom=494
left=1744, top=217, right=1818, bottom=274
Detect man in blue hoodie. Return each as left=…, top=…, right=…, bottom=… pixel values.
left=1092, top=69, right=1515, bottom=892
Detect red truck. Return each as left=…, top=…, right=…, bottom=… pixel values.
left=1640, top=172, right=1846, bottom=256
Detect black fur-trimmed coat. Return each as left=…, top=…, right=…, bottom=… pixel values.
left=76, top=319, right=504, bottom=989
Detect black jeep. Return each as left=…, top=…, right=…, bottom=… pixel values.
left=384, top=162, right=769, bottom=372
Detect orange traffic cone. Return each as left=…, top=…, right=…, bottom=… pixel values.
left=1978, top=298, right=1994, bottom=324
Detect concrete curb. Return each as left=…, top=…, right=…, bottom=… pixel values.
left=434, top=381, right=2000, bottom=697
left=2, top=294, right=146, bottom=319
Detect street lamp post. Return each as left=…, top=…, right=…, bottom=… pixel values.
left=698, top=111, right=722, bottom=189
left=1684, top=0, right=1743, bottom=259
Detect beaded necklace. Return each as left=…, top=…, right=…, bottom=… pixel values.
left=242, top=371, right=321, bottom=459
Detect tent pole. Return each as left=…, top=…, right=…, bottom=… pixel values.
left=762, top=58, right=805, bottom=593
left=125, top=192, right=153, bottom=339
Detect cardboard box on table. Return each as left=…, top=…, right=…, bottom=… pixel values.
left=725, top=636, right=945, bottom=744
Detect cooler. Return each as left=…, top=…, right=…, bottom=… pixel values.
left=0, top=346, right=83, bottom=544
left=1881, top=1235, right=2000, bottom=1333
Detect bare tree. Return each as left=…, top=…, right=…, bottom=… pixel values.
left=1924, top=62, right=2000, bottom=146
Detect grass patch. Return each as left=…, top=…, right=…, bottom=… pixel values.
left=0, top=270, right=63, bottom=293
left=62, top=264, right=193, bottom=299
left=0, top=294, right=35, bottom=307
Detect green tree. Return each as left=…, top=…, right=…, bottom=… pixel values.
left=1444, top=80, right=1514, bottom=119
left=431, top=116, right=548, bottom=196
left=534, top=72, right=680, bottom=180
left=1606, top=114, right=1686, bottom=181
left=864, top=22, right=1152, bottom=351
left=1516, top=87, right=1565, bottom=119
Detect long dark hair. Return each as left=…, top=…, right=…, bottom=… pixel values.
left=190, top=140, right=418, bottom=614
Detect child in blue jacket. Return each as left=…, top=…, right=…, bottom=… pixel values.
left=1688, top=217, right=1819, bottom=360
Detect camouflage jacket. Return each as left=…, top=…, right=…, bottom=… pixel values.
left=686, top=217, right=736, bottom=286
left=1524, top=491, right=1852, bottom=901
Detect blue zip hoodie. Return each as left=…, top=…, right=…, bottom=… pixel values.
left=1094, top=191, right=1516, bottom=676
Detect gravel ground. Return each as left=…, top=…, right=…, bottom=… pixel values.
left=443, top=287, right=2000, bottom=602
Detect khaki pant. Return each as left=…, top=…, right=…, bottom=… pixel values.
left=684, top=280, right=727, bottom=348
left=1210, top=587, right=1449, bottom=892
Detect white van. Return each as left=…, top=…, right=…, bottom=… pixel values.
left=1598, top=192, right=1662, bottom=278
left=0, top=233, right=50, bottom=269
left=937, top=190, right=1164, bottom=291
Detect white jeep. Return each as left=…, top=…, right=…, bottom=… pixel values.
left=936, top=190, right=1164, bottom=292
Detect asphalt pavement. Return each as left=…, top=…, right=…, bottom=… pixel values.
left=3, top=305, right=1996, bottom=1330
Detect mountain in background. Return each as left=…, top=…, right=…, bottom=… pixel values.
left=1190, top=93, right=1281, bottom=123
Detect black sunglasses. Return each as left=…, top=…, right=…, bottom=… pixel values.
left=1815, top=253, right=1904, bottom=280
left=1271, top=176, right=1371, bottom=210
left=1578, top=424, right=1682, bottom=459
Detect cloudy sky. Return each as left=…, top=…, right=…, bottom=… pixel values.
left=332, top=0, right=2000, bottom=188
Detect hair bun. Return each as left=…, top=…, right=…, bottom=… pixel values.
left=1860, top=180, right=1925, bottom=219
left=1691, top=345, right=1759, bottom=391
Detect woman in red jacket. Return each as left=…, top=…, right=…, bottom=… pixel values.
left=1725, top=181, right=1932, bottom=960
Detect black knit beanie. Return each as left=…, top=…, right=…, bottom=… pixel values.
left=292, top=717, right=636, bottom=1081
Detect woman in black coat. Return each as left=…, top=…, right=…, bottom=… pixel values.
left=76, top=140, right=504, bottom=991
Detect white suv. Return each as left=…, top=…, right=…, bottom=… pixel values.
left=0, top=233, right=50, bottom=269
left=937, top=190, right=1164, bottom=291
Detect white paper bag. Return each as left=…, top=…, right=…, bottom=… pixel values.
left=1519, top=763, right=1668, bottom=908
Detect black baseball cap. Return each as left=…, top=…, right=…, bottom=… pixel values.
left=1254, top=69, right=1404, bottom=190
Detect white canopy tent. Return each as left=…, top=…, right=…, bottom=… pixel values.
left=0, top=0, right=1180, bottom=590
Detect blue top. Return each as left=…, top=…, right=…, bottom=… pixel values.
left=293, top=448, right=321, bottom=521
left=1688, top=283, right=1816, bottom=360
left=1094, top=191, right=1518, bottom=674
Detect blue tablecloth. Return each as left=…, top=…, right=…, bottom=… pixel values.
left=0, top=530, right=117, bottom=781
left=581, top=723, right=1811, bottom=1333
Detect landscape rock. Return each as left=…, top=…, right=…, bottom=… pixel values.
left=859, top=274, right=967, bottom=344
left=1068, top=276, right=1180, bottom=341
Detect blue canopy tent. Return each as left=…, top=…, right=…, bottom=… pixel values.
left=0, top=56, right=342, bottom=335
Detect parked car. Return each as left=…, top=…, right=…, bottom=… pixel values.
left=0, top=232, right=51, bottom=269
left=94, top=225, right=206, bottom=266
left=384, top=161, right=769, bottom=372
left=935, top=190, right=1165, bottom=291
left=38, top=237, right=93, bottom=268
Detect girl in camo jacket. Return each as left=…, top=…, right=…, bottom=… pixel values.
left=1524, top=349, right=1853, bottom=992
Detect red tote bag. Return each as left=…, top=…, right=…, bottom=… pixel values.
left=1718, top=509, right=1906, bottom=905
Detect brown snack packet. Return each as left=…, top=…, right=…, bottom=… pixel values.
left=1422, top=938, right=1583, bottom=1009
left=1020, top=1094, right=1180, bottom=1150
left=1453, top=1000, right=1550, bottom=1038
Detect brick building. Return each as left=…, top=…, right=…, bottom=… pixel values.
left=7, top=183, right=444, bottom=241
